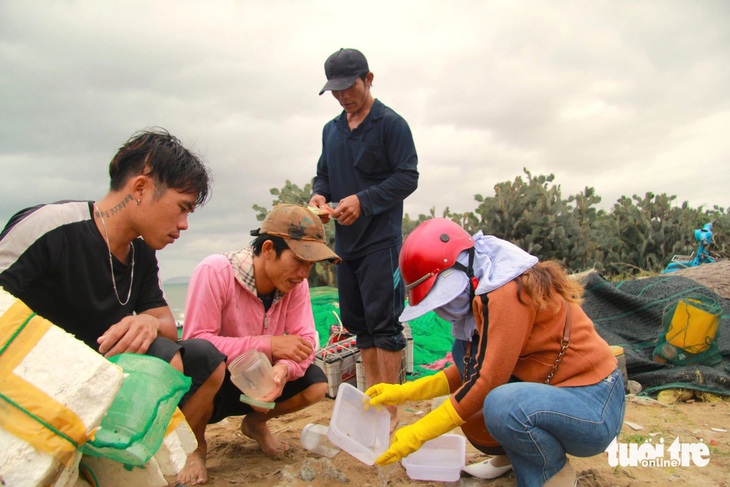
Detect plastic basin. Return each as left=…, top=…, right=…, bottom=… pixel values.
left=402, top=434, right=466, bottom=482
left=326, top=383, right=390, bottom=465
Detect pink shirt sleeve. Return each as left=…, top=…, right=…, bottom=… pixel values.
left=274, top=280, right=317, bottom=381
left=182, top=256, right=272, bottom=362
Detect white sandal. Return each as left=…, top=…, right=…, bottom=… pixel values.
left=462, top=456, right=513, bottom=479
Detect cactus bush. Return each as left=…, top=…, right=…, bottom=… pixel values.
left=256, top=172, right=728, bottom=287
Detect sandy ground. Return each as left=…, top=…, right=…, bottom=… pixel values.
left=167, top=391, right=730, bottom=487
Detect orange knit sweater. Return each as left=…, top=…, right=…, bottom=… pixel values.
left=444, top=279, right=617, bottom=423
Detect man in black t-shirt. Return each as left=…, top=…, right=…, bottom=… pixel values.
left=0, top=128, right=226, bottom=485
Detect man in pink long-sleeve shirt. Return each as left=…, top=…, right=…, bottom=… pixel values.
left=182, top=205, right=340, bottom=474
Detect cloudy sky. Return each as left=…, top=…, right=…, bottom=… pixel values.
left=1, top=0, right=728, bottom=282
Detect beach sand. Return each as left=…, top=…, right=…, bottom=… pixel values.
left=167, top=392, right=730, bottom=487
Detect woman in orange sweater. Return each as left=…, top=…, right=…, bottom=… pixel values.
left=367, top=219, right=625, bottom=487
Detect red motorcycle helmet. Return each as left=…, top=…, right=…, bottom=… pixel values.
left=400, top=218, right=474, bottom=306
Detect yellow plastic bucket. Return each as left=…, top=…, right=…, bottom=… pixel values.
left=665, top=298, right=719, bottom=354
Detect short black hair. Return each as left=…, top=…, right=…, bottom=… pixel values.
left=108, top=127, right=212, bottom=207
left=250, top=233, right=290, bottom=257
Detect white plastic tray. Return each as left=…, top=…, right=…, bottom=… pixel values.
left=402, top=434, right=466, bottom=482
left=326, top=383, right=390, bottom=465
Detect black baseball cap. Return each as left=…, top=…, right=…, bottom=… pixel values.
left=319, top=48, right=369, bottom=95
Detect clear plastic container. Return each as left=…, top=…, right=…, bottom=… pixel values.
left=228, top=350, right=276, bottom=399
left=402, top=434, right=466, bottom=482
left=326, top=383, right=390, bottom=465
left=301, top=423, right=340, bottom=457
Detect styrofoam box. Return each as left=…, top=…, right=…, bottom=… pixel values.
left=0, top=289, right=125, bottom=487
left=79, top=455, right=166, bottom=487
left=401, top=434, right=466, bottom=482
left=326, top=383, right=390, bottom=465
left=154, top=414, right=198, bottom=476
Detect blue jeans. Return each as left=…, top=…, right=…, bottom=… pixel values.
left=483, top=368, right=626, bottom=486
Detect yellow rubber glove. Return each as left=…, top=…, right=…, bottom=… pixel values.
left=366, top=370, right=450, bottom=407
left=375, top=397, right=464, bottom=466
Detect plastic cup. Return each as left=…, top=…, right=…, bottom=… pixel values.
left=228, top=350, right=276, bottom=399
left=301, top=423, right=340, bottom=457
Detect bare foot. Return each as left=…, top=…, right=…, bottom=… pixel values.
left=241, top=414, right=290, bottom=457
left=177, top=450, right=207, bottom=485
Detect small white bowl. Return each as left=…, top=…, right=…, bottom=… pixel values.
left=402, top=434, right=466, bottom=482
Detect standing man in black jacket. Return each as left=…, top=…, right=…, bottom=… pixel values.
left=309, top=48, right=419, bottom=428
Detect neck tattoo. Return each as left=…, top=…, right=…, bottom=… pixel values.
left=95, top=204, right=135, bottom=306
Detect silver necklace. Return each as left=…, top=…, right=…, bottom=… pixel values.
left=96, top=204, right=135, bottom=306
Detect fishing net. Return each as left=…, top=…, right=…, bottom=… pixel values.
left=580, top=272, right=730, bottom=396
left=81, top=353, right=191, bottom=466
left=310, top=286, right=453, bottom=378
